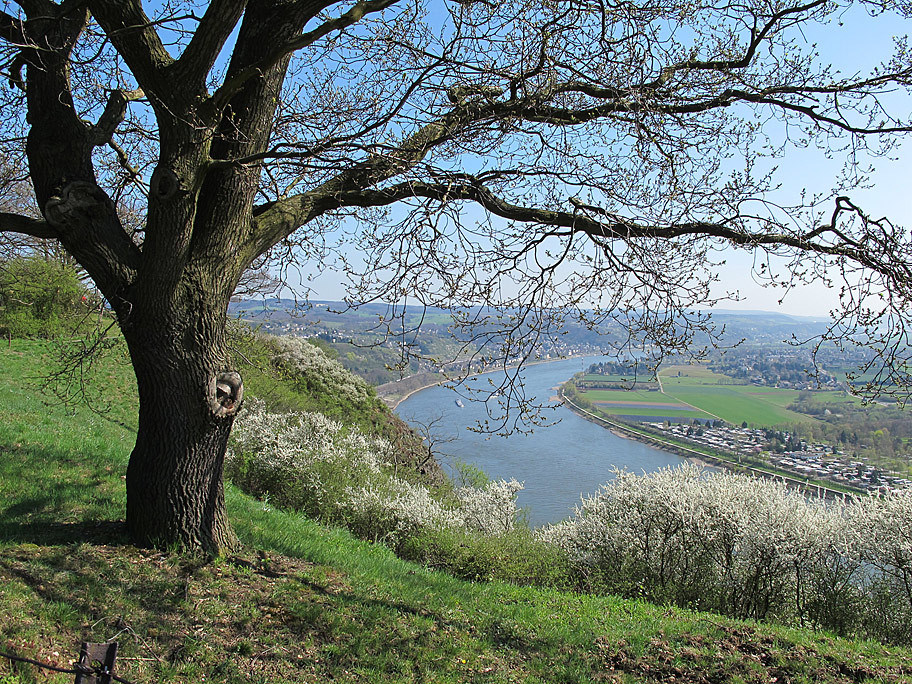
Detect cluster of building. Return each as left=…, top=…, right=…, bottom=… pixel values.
left=650, top=421, right=767, bottom=456
left=645, top=421, right=912, bottom=494
left=769, top=452, right=912, bottom=494
left=705, top=346, right=864, bottom=392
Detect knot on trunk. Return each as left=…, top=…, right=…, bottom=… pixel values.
left=44, top=181, right=113, bottom=227
left=208, top=371, right=243, bottom=418
left=151, top=167, right=180, bottom=200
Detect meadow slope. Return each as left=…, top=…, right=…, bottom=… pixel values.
left=2, top=341, right=911, bottom=683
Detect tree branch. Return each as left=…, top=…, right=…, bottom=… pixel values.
left=87, top=87, right=144, bottom=146
left=0, top=9, right=28, bottom=45
left=11, top=0, right=54, bottom=16
left=209, top=0, right=400, bottom=113
left=731, top=90, right=912, bottom=135
left=42, top=181, right=141, bottom=293
left=250, top=105, right=470, bottom=254
left=172, top=0, right=247, bottom=87
left=642, top=0, right=829, bottom=86
left=0, top=210, right=56, bottom=239
left=86, top=0, right=175, bottom=102
left=306, top=178, right=910, bottom=288
left=492, top=78, right=912, bottom=135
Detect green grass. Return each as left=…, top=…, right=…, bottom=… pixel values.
left=580, top=389, right=675, bottom=403
left=579, top=374, right=655, bottom=384
left=796, top=391, right=866, bottom=408
left=580, top=364, right=817, bottom=426
left=599, top=406, right=710, bottom=419
left=656, top=365, right=815, bottom=426
left=3, top=341, right=912, bottom=682
left=577, top=388, right=715, bottom=421
left=661, top=383, right=810, bottom=425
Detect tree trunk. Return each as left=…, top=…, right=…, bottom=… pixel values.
left=122, top=306, right=241, bottom=555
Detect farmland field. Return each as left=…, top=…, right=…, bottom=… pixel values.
left=578, top=386, right=716, bottom=422
left=584, top=388, right=671, bottom=403
left=575, top=363, right=864, bottom=428
left=657, top=364, right=813, bottom=426
left=660, top=384, right=812, bottom=426
left=578, top=373, right=656, bottom=384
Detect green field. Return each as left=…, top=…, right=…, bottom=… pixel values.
left=579, top=373, right=656, bottom=384
left=575, top=364, right=872, bottom=428
left=583, top=388, right=668, bottom=402
left=577, top=387, right=715, bottom=421
left=662, top=384, right=812, bottom=426
left=656, top=364, right=883, bottom=427
left=797, top=391, right=866, bottom=407
left=579, top=363, right=879, bottom=428
left=657, top=365, right=814, bottom=426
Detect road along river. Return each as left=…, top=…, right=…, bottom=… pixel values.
left=396, top=356, right=687, bottom=527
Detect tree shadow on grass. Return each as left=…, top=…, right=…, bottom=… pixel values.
left=0, top=518, right=128, bottom=546
left=0, top=441, right=128, bottom=547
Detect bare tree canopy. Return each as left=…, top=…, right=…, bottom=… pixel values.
left=0, top=0, right=911, bottom=552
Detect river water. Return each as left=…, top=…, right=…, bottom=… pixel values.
left=396, top=356, right=686, bottom=526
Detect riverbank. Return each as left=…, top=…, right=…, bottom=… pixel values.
left=377, top=355, right=592, bottom=409
left=559, top=388, right=858, bottom=500
left=376, top=371, right=447, bottom=409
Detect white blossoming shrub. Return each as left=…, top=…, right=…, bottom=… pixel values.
left=456, top=478, right=524, bottom=534
left=337, top=476, right=525, bottom=546
left=338, top=477, right=465, bottom=542
left=792, top=502, right=865, bottom=636
left=540, top=465, right=713, bottom=603
left=539, top=465, right=869, bottom=626
left=228, top=399, right=524, bottom=544
left=848, top=490, right=912, bottom=642
left=690, top=470, right=825, bottom=620
left=270, top=335, right=375, bottom=407
left=227, top=398, right=393, bottom=517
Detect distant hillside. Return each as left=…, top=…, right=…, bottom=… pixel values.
left=704, top=309, right=832, bottom=342
left=230, top=299, right=841, bottom=384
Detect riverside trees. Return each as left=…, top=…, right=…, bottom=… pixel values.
left=1, top=0, right=911, bottom=553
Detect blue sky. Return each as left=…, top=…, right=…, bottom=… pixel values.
left=706, top=6, right=912, bottom=316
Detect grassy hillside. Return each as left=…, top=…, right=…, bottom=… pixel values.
left=2, top=341, right=912, bottom=682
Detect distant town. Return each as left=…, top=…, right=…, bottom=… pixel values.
left=645, top=420, right=912, bottom=494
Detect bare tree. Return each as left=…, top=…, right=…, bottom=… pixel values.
left=0, top=0, right=911, bottom=553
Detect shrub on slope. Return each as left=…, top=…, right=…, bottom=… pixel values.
left=230, top=325, right=441, bottom=484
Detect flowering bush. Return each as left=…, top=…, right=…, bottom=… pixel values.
left=848, top=490, right=912, bottom=642
left=339, top=477, right=465, bottom=542
left=227, top=399, right=523, bottom=544
left=270, top=335, right=375, bottom=409
left=538, top=464, right=905, bottom=640
left=227, top=398, right=392, bottom=517
left=456, top=478, right=524, bottom=534
left=230, top=329, right=440, bottom=482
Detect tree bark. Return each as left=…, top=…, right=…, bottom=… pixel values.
left=122, top=298, right=241, bottom=555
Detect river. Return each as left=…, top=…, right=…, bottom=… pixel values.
left=396, top=356, right=687, bottom=526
